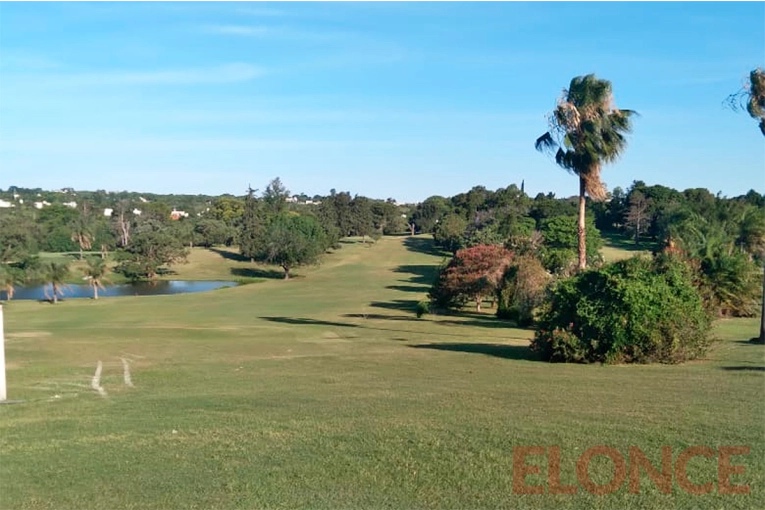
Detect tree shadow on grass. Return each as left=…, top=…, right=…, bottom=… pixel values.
left=601, top=232, right=658, bottom=252
left=403, top=236, right=450, bottom=257
left=370, top=299, right=420, bottom=312
left=409, top=342, right=537, bottom=361
left=720, top=366, right=765, bottom=372
left=209, top=247, right=250, bottom=262
left=259, top=316, right=514, bottom=340
left=436, top=318, right=522, bottom=330
left=393, top=265, right=439, bottom=285
left=385, top=284, right=429, bottom=293
left=231, top=267, right=286, bottom=279
left=343, top=313, right=418, bottom=321
left=260, top=317, right=360, bottom=328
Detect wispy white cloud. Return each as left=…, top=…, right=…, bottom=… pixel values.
left=203, top=24, right=353, bottom=42
left=3, top=63, right=266, bottom=88
left=0, top=138, right=402, bottom=154
left=205, top=25, right=272, bottom=36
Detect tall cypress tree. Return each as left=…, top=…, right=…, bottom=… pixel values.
left=240, top=186, right=264, bottom=261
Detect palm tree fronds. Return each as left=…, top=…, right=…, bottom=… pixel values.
left=534, top=132, right=557, bottom=153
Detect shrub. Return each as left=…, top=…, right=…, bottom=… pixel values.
left=415, top=300, right=430, bottom=318
left=531, top=254, right=711, bottom=364
left=539, top=215, right=603, bottom=274
left=496, top=254, right=551, bottom=326
left=429, top=245, right=513, bottom=312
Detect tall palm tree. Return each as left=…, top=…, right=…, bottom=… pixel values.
left=535, top=74, right=636, bottom=270
left=42, top=261, right=70, bottom=304
left=728, top=68, right=765, bottom=342
left=83, top=257, right=110, bottom=300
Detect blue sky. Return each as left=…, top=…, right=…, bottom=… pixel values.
left=0, top=2, right=763, bottom=202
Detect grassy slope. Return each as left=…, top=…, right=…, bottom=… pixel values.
left=1, top=236, right=763, bottom=510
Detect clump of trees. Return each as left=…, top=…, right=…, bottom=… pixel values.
left=114, top=221, right=189, bottom=280
left=531, top=255, right=711, bottom=364
left=240, top=179, right=333, bottom=279
left=261, top=214, right=328, bottom=279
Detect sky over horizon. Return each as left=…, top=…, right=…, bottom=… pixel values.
left=0, top=1, right=763, bottom=202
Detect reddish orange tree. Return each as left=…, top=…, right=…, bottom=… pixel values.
left=431, top=245, right=513, bottom=312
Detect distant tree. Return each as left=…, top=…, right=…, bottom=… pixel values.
left=113, top=199, right=133, bottom=247
left=41, top=261, right=70, bottom=304
left=0, top=213, right=39, bottom=263
left=433, top=214, right=468, bottom=253
left=70, top=214, right=94, bottom=260
left=115, top=221, right=188, bottom=280
left=350, top=196, right=375, bottom=242
left=261, top=214, right=328, bottom=279
left=736, top=206, right=765, bottom=257
left=37, top=204, right=80, bottom=252
left=624, top=190, right=651, bottom=244
left=431, top=245, right=513, bottom=312
left=536, top=74, right=636, bottom=270
left=410, top=196, right=452, bottom=234
left=240, top=187, right=265, bottom=261
left=83, top=257, right=110, bottom=300
left=194, top=219, right=237, bottom=247
left=140, top=201, right=172, bottom=223
left=263, top=177, right=290, bottom=217
left=209, top=196, right=245, bottom=226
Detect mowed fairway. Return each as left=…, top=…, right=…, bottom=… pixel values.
left=1, top=236, right=763, bottom=510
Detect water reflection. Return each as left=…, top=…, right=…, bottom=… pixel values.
left=3, top=280, right=238, bottom=301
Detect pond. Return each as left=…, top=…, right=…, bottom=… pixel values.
left=2, top=280, right=239, bottom=301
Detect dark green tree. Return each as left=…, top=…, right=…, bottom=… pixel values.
left=261, top=214, right=329, bottom=279
left=433, top=214, right=468, bottom=253
left=115, top=221, right=188, bottom=280
left=240, top=187, right=264, bottom=261
left=263, top=177, right=290, bottom=217
left=350, top=196, right=375, bottom=242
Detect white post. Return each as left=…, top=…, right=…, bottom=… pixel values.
left=0, top=305, right=6, bottom=401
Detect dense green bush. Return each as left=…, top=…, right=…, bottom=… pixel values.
left=496, top=254, right=550, bottom=326
left=539, top=215, right=603, bottom=274
left=532, top=254, right=711, bottom=364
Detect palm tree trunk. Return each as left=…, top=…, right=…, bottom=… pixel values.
left=759, top=264, right=764, bottom=343
left=94, top=284, right=99, bottom=300
left=578, top=176, right=587, bottom=271
left=283, top=266, right=290, bottom=280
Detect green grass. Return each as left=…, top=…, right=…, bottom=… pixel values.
left=157, top=246, right=280, bottom=283
left=1, top=236, right=763, bottom=509
left=600, top=232, right=654, bottom=263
